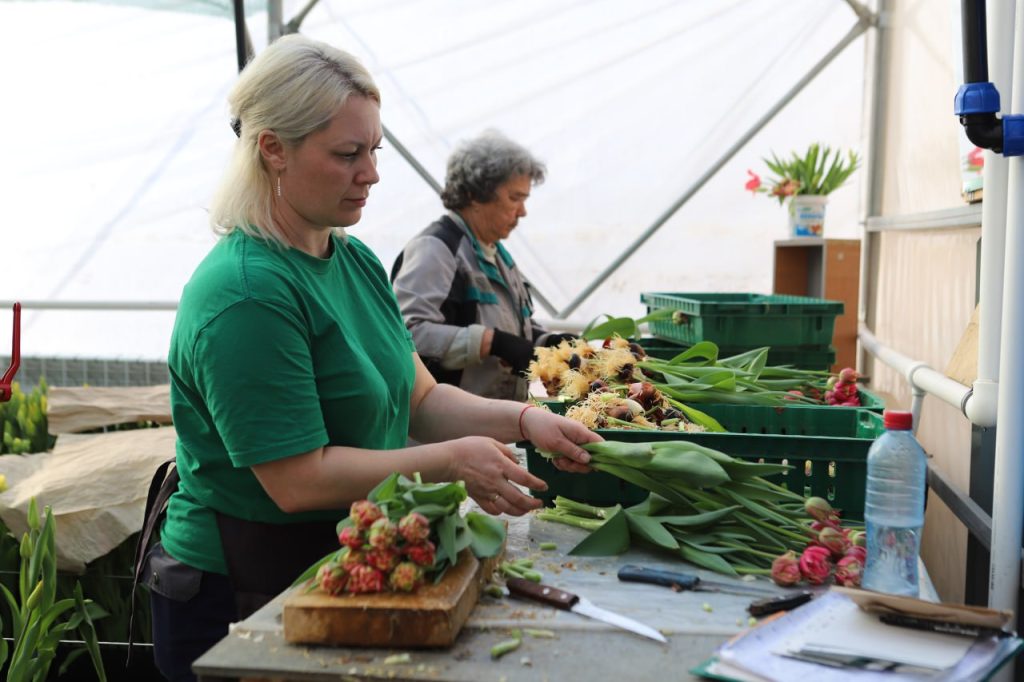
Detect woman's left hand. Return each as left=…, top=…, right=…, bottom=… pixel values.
left=520, top=408, right=601, bottom=473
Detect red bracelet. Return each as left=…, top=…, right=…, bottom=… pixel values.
left=518, top=404, right=536, bottom=441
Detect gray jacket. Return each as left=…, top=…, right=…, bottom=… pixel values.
left=392, top=212, right=550, bottom=400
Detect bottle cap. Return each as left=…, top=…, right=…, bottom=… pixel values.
left=883, top=410, right=913, bottom=430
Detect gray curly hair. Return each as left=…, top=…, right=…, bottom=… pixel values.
left=441, top=130, right=546, bottom=210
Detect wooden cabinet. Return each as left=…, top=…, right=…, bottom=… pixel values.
left=772, top=238, right=860, bottom=371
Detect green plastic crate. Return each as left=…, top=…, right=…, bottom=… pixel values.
left=524, top=407, right=882, bottom=520
left=641, top=292, right=844, bottom=348
left=637, top=337, right=837, bottom=371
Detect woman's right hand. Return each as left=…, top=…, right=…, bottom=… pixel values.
left=448, top=436, right=547, bottom=517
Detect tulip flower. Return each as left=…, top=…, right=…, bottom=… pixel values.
left=835, top=555, right=863, bottom=587
left=818, top=526, right=850, bottom=559
left=805, top=497, right=840, bottom=524
left=771, top=550, right=802, bottom=587
left=745, top=170, right=762, bottom=194
left=799, top=546, right=833, bottom=585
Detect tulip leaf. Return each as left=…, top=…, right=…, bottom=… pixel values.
left=437, top=513, right=458, bottom=566
left=678, top=544, right=738, bottom=576
left=568, top=507, right=631, bottom=556
left=581, top=315, right=637, bottom=341
left=653, top=505, right=740, bottom=528
left=667, top=341, right=719, bottom=365
left=465, top=512, right=506, bottom=558
left=624, top=511, right=678, bottom=551
left=367, top=472, right=401, bottom=503
left=719, top=461, right=792, bottom=481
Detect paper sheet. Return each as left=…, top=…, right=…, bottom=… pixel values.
left=716, top=591, right=1022, bottom=682
left=784, top=596, right=973, bottom=669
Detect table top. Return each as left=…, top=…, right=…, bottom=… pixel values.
left=193, top=514, right=783, bottom=682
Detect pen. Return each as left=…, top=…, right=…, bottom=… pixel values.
left=879, top=613, right=1013, bottom=639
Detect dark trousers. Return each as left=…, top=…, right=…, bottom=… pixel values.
left=149, top=547, right=235, bottom=682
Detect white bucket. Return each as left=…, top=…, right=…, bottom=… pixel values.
left=788, top=195, right=828, bottom=237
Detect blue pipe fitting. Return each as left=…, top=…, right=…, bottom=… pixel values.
left=1004, top=115, right=1024, bottom=157
left=955, top=82, right=1001, bottom=115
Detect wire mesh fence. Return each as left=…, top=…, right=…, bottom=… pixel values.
left=0, top=356, right=169, bottom=389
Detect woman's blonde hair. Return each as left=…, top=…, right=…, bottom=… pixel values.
left=209, top=34, right=380, bottom=244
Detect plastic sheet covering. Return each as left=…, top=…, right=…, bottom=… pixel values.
left=0, top=428, right=175, bottom=572
left=47, top=385, right=172, bottom=434
left=868, top=227, right=980, bottom=602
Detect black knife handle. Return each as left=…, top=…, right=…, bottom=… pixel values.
left=618, top=564, right=699, bottom=590
left=506, top=578, right=579, bottom=610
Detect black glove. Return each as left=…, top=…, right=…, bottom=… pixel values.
left=490, top=329, right=535, bottom=375
left=540, top=332, right=577, bottom=347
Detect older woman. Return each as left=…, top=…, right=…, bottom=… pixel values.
left=391, top=131, right=573, bottom=401
left=147, top=36, right=596, bottom=682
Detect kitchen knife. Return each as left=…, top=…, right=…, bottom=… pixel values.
left=505, top=577, right=667, bottom=643
left=618, top=564, right=779, bottom=598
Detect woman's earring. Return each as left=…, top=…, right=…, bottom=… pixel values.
left=276, top=175, right=282, bottom=198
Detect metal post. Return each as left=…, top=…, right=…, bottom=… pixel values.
left=268, top=0, right=283, bottom=42
left=232, top=0, right=249, bottom=73
left=858, top=0, right=891, bottom=376
left=555, top=14, right=875, bottom=320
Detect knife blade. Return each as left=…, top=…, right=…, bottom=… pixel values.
left=617, top=564, right=779, bottom=598
left=505, top=577, right=667, bottom=643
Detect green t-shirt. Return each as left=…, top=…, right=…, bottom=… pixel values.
left=162, top=230, right=415, bottom=575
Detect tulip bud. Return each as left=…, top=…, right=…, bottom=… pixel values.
left=770, top=551, right=802, bottom=587
left=847, top=530, right=866, bottom=547
left=799, top=546, right=833, bottom=585
left=804, top=497, right=839, bottom=523
left=844, top=545, right=867, bottom=564
left=19, top=533, right=31, bottom=560
left=25, top=579, right=43, bottom=610
left=835, top=555, right=863, bottom=587
left=818, top=526, right=850, bottom=559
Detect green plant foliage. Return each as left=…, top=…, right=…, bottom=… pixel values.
left=757, top=142, right=861, bottom=205
left=0, top=381, right=54, bottom=455
left=0, top=500, right=108, bottom=681
left=537, top=440, right=815, bottom=576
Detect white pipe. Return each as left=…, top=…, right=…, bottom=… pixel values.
left=969, top=0, right=1016, bottom=428
left=989, top=0, right=1024, bottom=619
left=858, top=323, right=971, bottom=405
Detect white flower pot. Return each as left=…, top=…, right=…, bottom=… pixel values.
left=788, top=195, right=828, bottom=237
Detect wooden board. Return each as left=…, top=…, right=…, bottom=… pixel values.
left=282, top=548, right=503, bottom=648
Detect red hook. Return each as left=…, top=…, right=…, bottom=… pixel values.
left=0, top=303, right=21, bottom=402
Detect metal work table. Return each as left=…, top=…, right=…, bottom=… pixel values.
left=194, top=515, right=776, bottom=682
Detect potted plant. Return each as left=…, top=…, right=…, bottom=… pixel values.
left=745, top=143, right=860, bottom=237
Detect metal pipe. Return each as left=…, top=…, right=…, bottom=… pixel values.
left=859, top=0, right=891, bottom=375
left=267, top=0, right=283, bottom=42
left=0, top=301, right=179, bottom=311
left=989, top=0, right=1024, bottom=620
left=284, top=0, right=322, bottom=35
left=555, top=15, right=874, bottom=320
left=382, top=125, right=443, bottom=196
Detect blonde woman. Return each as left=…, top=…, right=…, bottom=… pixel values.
left=147, top=34, right=596, bottom=682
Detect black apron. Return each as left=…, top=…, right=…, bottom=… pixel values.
left=130, top=461, right=338, bottom=657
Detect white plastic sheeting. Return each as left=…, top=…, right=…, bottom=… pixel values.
left=2, top=0, right=867, bottom=359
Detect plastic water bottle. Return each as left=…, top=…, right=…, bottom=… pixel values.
left=862, top=410, right=927, bottom=596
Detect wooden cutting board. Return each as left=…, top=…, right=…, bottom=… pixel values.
left=282, top=548, right=503, bottom=648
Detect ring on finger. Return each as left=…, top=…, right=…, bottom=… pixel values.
left=491, top=492, right=501, bottom=502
